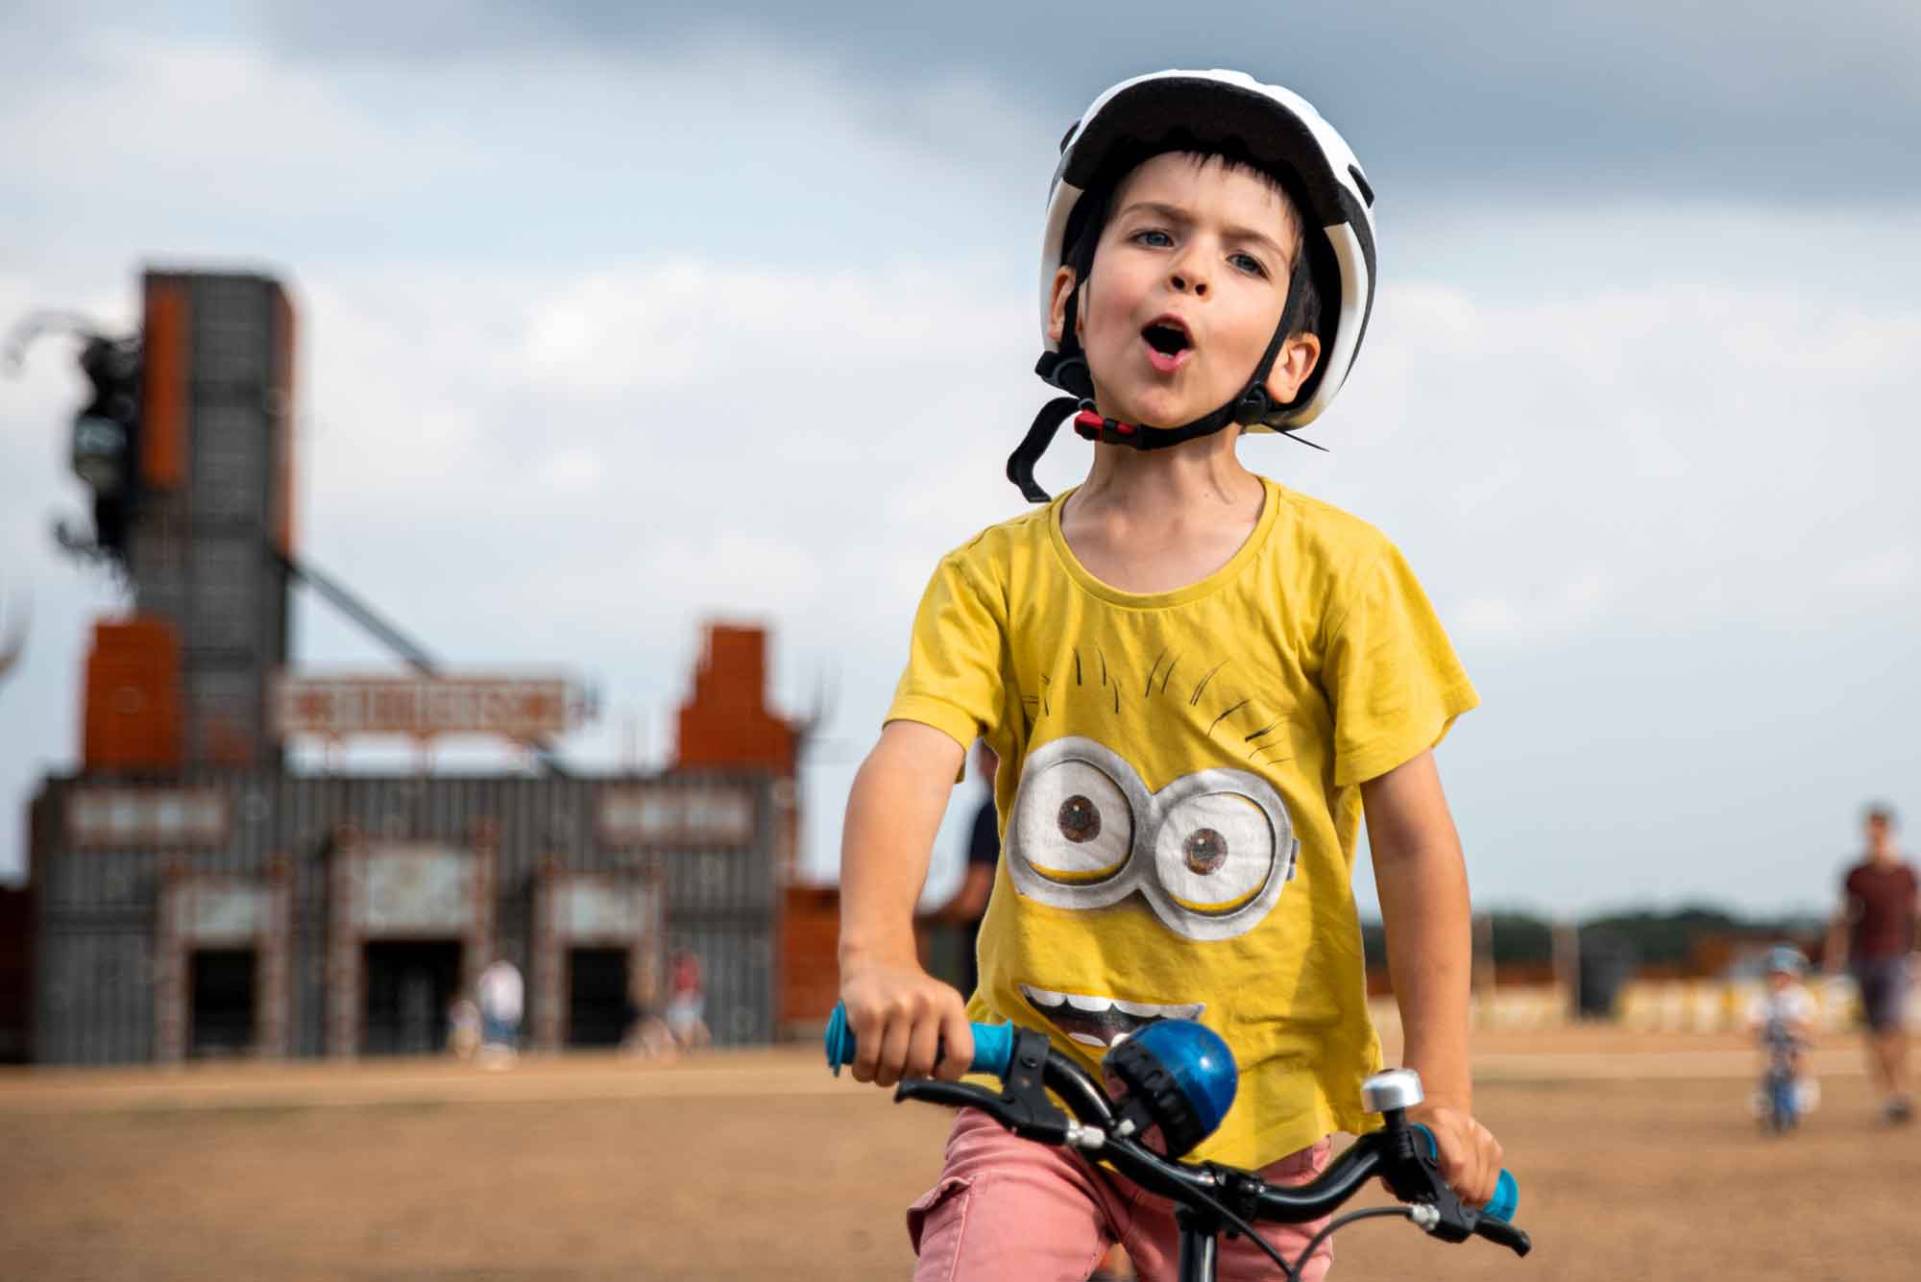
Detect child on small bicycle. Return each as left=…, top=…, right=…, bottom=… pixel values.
left=837, top=69, right=1503, bottom=1281
left=1749, top=944, right=1817, bottom=1124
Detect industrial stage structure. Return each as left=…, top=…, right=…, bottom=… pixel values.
left=12, top=269, right=831, bottom=1064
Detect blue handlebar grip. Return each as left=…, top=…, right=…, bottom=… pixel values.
left=1485, top=1169, right=1519, bottom=1224
left=1410, top=1123, right=1520, bottom=1223
left=823, top=1002, right=1015, bottom=1079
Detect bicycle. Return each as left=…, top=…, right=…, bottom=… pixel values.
left=825, top=1005, right=1530, bottom=1281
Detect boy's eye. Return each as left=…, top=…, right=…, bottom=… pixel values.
left=1131, top=228, right=1174, bottom=248
left=1229, top=252, right=1268, bottom=278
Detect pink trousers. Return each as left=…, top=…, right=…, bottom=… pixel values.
left=907, top=1108, right=1333, bottom=1282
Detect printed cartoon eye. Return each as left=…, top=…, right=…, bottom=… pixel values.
left=1151, top=791, right=1276, bottom=915
left=1058, top=795, right=1103, bottom=843
left=1182, top=827, right=1228, bottom=874
left=1013, top=758, right=1134, bottom=885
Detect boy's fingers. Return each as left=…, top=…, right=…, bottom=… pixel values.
left=1439, top=1137, right=1472, bottom=1201
left=1460, top=1125, right=1498, bottom=1206
left=904, top=1005, right=943, bottom=1081
left=1481, top=1131, right=1506, bottom=1206
left=1434, top=1120, right=1497, bottom=1206
left=936, top=1003, right=974, bottom=1081
left=875, top=1011, right=913, bottom=1088
left=848, top=1005, right=883, bottom=1084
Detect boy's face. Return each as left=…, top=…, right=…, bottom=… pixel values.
left=1050, top=152, right=1320, bottom=429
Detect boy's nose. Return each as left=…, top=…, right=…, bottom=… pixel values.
left=1169, top=267, right=1209, bottom=298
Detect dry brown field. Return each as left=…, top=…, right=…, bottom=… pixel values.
left=3, top=1027, right=1916, bottom=1281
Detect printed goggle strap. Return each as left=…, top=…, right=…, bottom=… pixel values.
left=1006, top=272, right=1320, bottom=504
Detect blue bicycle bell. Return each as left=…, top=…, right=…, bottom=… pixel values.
left=1101, top=1019, right=1238, bottom=1159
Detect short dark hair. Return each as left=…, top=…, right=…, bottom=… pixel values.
left=1865, top=802, right=1897, bottom=825
left=1061, top=142, right=1325, bottom=344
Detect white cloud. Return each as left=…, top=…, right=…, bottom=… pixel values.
left=5, top=36, right=487, bottom=222
left=1300, top=278, right=1921, bottom=648
left=5, top=28, right=1921, bottom=915
left=1834, top=547, right=1913, bottom=594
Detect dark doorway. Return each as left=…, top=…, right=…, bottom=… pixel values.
left=364, top=940, right=462, bottom=1055
left=567, top=947, right=630, bottom=1048
left=190, top=948, right=256, bottom=1058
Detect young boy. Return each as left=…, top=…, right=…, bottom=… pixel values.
left=1748, top=945, right=1817, bottom=1120
left=838, top=69, right=1502, bottom=1280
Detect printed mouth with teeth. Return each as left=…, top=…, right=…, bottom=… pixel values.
left=1020, top=984, right=1205, bottom=1051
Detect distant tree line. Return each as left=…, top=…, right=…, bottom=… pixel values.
left=1360, top=904, right=1829, bottom=972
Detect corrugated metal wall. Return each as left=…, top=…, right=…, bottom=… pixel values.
left=30, top=770, right=780, bottom=1063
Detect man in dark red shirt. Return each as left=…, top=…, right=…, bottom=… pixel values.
left=1827, top=804, right=1919, bottom=1123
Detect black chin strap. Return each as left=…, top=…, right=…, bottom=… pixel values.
left=1006, top=397, right=1081, bottom=503
left=1006, top=272, right=1322, bottom=503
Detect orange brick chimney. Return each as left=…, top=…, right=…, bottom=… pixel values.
left=674, top=624, right=796, bottom=774
left=672, top=623, right=837, bottom=1030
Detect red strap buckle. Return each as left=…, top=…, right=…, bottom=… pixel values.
left=1074, top=409, right=1137, bottom=437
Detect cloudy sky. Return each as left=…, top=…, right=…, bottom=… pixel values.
left=3, top=2, right=1918, bottom=916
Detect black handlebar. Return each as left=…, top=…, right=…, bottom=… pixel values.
left=893, top=1037, right=1530, bottom=1261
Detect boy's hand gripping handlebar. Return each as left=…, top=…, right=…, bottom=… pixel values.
left=824, top=1001, right=1016, bottom=1079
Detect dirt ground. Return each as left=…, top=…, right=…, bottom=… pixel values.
left=2, top=1028, right=1916, bottom=1281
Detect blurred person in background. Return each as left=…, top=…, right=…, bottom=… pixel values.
left=923, top=743, right=1000, bottom=998
left=623, top=952, right=678, bottom=1061
left=1747, top=944, right=1817, bottom=1119
left=1826, top=804, right=1918, bottom=1123
left=447, top=995, right=482, bottom=1061
left=665, top=949, right=711, bottom=1050
left=477, top=955, right=524, bottom=1065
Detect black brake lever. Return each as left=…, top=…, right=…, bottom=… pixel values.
left=1474, top=1216, right=1533, bottom=1258
left=896, top=1079, right=1000, bottom=1112
left=894, top=1026, right=1072, bottom=1145
left=1377, top=1118, right=1532, bottom=1255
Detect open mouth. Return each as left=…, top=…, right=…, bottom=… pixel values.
left=1141, top=317, right=1193, bottom=374
left=1019, top=984, right=1204, bottom=1050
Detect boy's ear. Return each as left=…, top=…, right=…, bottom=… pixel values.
left=1047, top=265, right=1079, bottom=346
left=1262, top=331, right=1322, bottom=407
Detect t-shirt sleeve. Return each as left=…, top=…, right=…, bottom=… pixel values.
left=1323, top=541, right=1479, bottom=787
left=885, top=549, right=1006, bottom=752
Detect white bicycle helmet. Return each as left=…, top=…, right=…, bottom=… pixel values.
left=1007, top=69, right=1378, bottom=502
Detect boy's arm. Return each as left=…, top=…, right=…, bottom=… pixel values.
left=839, top=719, right=974, bottom=1087
left=1363, top=749, right=1503, bottom=1206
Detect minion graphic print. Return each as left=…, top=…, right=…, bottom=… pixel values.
left=887, top=478, right=1477, bottom=1168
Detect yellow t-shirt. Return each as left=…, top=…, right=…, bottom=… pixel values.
left=886, top=477, right=1477, bottom=1169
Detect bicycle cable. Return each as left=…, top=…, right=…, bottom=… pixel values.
left=1162, top=1179, right=1299, bottom=1279
left=1283, top=1205, right=1417, bottom=1281
left=1166, top=1179, right=1417, bottom=1282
